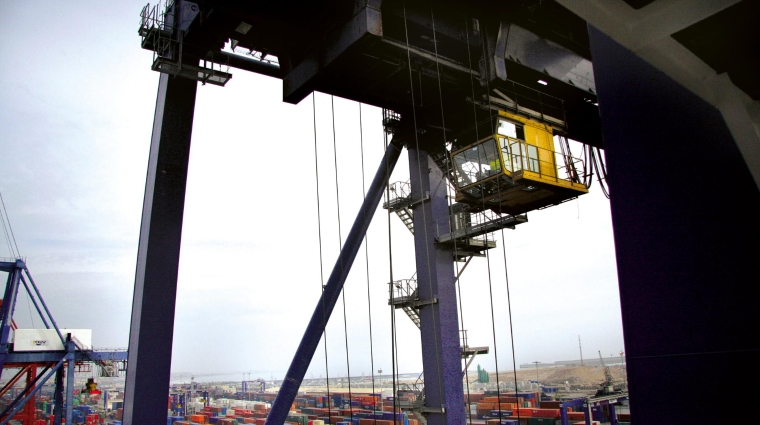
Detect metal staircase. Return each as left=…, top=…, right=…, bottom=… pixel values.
left=379, top=108, right=512, bottom=423
left=383, top=181, right=422, bottom=235
left=389, top=327, right=489, bottom=422
left=388, top=276, right=422, bottom=328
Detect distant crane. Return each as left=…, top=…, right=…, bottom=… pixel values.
left=595, top=350, right=616, bottom=397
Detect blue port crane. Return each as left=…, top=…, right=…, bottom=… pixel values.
left=0, top=259, right=128, bottom=425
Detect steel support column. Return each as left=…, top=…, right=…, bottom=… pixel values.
left=65, top=340, right=74, bottom=425
left=0, top=260, right=23, bottom=378
left=408, top=147, right=465, bottom=425
left=588, top=25, right=760, bottom=425
left=53, top=368, right=63, bottom=425
left=123, top=72, right=198, bottom=425
left=266, top=137, right=405, bottom=425
left=609, top=404, right=617, bottom=425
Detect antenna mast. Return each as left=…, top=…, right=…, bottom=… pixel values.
left=579, top=335, right=584, bottom=366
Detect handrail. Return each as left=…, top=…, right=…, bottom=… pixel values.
left=498, top=136, right=585, bottom=186
left=386, top=181, right=412, bottom=204
left=389, top=278, right=417, bottom=301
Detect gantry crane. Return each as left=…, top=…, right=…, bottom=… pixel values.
left=595, top=350, right=615, bottom=397
left=0, top=259, right=127, bottom=425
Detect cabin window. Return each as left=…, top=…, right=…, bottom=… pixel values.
left=497, top=119, right=524, bottom=140
left=452, top=138, right=502, bottom=188
left=527, top=144, right=539, bottom=172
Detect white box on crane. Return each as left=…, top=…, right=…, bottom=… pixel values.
left=13, top=328, right=92, bottom=351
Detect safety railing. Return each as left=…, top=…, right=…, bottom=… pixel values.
left=498, top=136, right=585, bottom=186
left=436, top=207, right=513, bottom=244
left=139, top=1, right=232, bottom=86
left=383, top=180, right=412, bottom=210
left=460, top=330, right=470, bottom=349
left=487, top=80, right=567, bottom=130
left=0, top=257, right=24, bottom=263
left=389, top=277, right=417, bottom=302
left=139, top=1, right=175, bottom=52
left=383, top=109, right=402, bottom=135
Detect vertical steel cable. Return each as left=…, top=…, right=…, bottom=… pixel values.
left=384, top=122, right=399, bottom=418
left=0, top=192, right=20, bottom=257
left=499, top=227, right=521, bottom=405
left=478, top=21, right=527, bottom=415
left=330, top=96, right=354, bottom=420
left=0, top=207, right=15, bottom=258
left=311, top=93, right=332, bottom=417
left=402, top=4, right=446, bottom=413
left=430, top=7, right=474, bottom=423
left=463, top=15, right=509, bottom=420
left=358, top=104, right=378, bottom=423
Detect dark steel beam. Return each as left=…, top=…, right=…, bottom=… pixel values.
left=265, top=136, right=405, bottom=425
left=211, top=51, right=281, bottom=79
left=123, top=71, right=198, bottom=425
left=282, top=6, right=383, bottom=104
left=589, top=25, right=760, bottom=425
left=3, top=351, right=127, bottom=364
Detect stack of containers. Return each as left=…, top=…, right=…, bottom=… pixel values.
left=168, top=415, right=185, bottom=425
left=529, top=408, right=560, bottom=419
left=285, top=413, right=309, bottom=425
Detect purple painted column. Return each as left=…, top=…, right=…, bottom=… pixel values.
left=408, top=147, right=465, bottom=425
left=123, top=71, right=198, bottom=425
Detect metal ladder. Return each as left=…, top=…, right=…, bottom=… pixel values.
left=396, top=207, right=415, bottom=234
left=388, top=277, right=421, bottom=328
left=383, top=180, right=423, bottom=235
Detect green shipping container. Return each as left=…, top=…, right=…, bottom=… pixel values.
left=527, top=418, right=555, bottom=425
left=286, top=414, right=309, bottom=425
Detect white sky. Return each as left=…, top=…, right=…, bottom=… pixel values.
left=0, top=1, right=624, bottom=383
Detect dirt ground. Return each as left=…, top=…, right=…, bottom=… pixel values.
left=486, top=364, right=628, bottom=390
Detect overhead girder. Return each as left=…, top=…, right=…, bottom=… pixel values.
left=170, top=0, right=604, bottom=148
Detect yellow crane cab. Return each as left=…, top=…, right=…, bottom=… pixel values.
left=451, top=111, right=588, bottom=215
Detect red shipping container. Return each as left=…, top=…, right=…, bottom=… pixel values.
left=531, top=408, right=560, bottom=418
left=515, top=408, right=533, bottom=417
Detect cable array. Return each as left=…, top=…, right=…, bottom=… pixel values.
left=358, top=104, right=379, bottom=424
left=311, top=93, right=332, bottom=418
left=401, top=5, right=446, bottom=414
left=0, top=191, right=21, bottom=259
left=329, top=96, right=354, bottom=420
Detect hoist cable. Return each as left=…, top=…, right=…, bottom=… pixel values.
left=479, top=23, right=504, bottom=404
left=330, top=96, right=354, bottom=419
left=358, top=104, right=378, bottom=420
left=384, top=123, right=399, bottom=417
left=0, top=207, right=15, bottom=259
left=402, top=4, right=446, bottom=410
left=461, top=15, right=483, bottom=423
left=311, top=93, right=332, bottom=416
left=431, top=8, right=473, bottom=423
left=500, top=228, right=521, bottom=405
left=478, top=22, right=523, bottom=415
left=466, top=17, right=509, bottom=420
left=0, top=192, right=20, bottom=257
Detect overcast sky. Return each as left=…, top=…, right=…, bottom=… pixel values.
left=0, top=2, right=624, bottom=383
